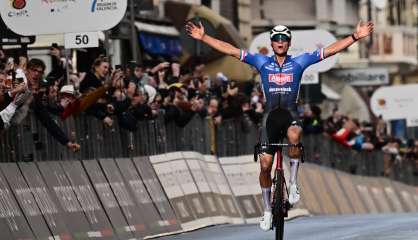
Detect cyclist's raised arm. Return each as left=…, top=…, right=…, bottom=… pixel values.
left=186, top=21, right=241, bottom=59
left=323, top=21, right=373, bottom=59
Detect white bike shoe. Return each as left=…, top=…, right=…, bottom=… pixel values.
left=259, top=211, right=272, bottom=231
left=288, top=183, right=300, bottom=205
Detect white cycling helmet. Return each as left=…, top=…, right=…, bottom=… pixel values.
left=270, top=25, right=291, bottom=40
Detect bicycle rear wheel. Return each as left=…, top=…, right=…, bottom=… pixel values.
left=273, top=170, right=285, bottom=240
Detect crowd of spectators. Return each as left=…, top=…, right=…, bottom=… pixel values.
left=0, top=46, right=266, bottom=152
left=0, top=46, right=416, bottom=175
left=301, top=105, right=418, bottom=176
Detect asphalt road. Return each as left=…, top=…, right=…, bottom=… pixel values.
left=156, top=213, right=418, bottom=240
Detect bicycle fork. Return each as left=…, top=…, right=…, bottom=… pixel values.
left=272, top=149, right=291, bottom=219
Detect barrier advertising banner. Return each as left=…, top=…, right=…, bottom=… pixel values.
left=82, top=160, right=135, bottom=240
left=114, top=158, right=167, bottom=236
left=132, top=156, right=181, bottom=233
left=98, top=159, right=149, bottom=239
left=60, top=161, right=115, bottom=239
left=18, top=162, right=71, bottom=239
left=0, top=163, right=52, bottom=239
left=37, top=161, right=94, bottom=238
left=0, top=165, right=33, bottom=240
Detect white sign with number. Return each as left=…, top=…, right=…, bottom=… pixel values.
left=64, top=32, right=99, bottom=49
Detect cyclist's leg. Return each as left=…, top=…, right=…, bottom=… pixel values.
left=287, top=124, right=302, bottom=184
left=259, top=126, right=275, bottom=211
left=259, top=111, right=282, bottom=231
left=259, top=127, right=275, bottom=231
left=287, top=122, right=303, bottom=204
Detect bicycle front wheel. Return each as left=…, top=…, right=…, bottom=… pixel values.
left=273, top=170, right=285, bottom=240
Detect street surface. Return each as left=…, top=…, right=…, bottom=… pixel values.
left=157, top=213, right=418, bottom=240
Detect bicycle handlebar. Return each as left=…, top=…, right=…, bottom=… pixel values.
left=253, top=142, right=305, bottom=163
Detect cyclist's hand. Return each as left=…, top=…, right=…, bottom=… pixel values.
left=354, top=21, right=374, bottom=40
left=186, top=21, right=205, bottom=40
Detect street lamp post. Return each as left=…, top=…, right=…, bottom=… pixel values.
left=129, top=0, right=139, bottom=63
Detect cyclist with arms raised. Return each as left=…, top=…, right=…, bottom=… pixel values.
left=186, top=20, right=373, bottom=231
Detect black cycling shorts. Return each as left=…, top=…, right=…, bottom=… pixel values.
left=259, top=108, right=302, bottom=155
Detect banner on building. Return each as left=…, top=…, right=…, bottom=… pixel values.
left=331, top=68, right=389, bottom=86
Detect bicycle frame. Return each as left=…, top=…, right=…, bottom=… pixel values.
left=272, top=147, right=289, bottom=217
left=254, top=142, right=304, bottom=240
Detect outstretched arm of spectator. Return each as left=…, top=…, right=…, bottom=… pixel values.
left=186, top=21, right=241, bottom=59
left=32, top=97, right=79, bottom=151
left=323, top=21, right=373, bottom=58
left=150, top=62, right=170, bottom=75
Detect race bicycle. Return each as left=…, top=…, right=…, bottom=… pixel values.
left=254, top=142, right=304, bottom=240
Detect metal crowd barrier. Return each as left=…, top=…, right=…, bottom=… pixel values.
left=0, top=112, right=416, bottom=185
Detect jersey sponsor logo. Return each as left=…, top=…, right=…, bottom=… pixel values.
left=268, top=73, right=293, bottom=86
left=269, top=87, right=291, bottom=93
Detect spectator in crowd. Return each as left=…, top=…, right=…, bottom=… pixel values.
left=382, top=138, right=402, bottom=177
left=0, top=71, right=8, bottom=94
left=303, top=104, right=323, bottom=134
left=45, top=43, right=67, bottom=86
left=324, top=107, right=344, bottom=134
left=375, top=115, right=387, bottom=139
left=79, top=55, right=109, bottom=93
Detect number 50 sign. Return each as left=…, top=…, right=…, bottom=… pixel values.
left=64, top=32, right=99, bottom=49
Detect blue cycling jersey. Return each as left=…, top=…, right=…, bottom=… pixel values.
left=240, top=49, right=325, bottom=112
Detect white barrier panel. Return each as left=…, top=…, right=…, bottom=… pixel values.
left=150, top=152, right=212, bottom=230
left=183, top=152, right=235, bottom=225
left=219, top=156, right=263, bottom=223
left=203, top=155, right=243, bottom=224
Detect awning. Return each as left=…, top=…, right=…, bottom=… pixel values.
left=134, top=21, right=180, bottom=36
left=321, top=83, right=341, bottom=100
left=135, top=21, right=182, bottom=57
left=139, top=32, right=182, bottom=57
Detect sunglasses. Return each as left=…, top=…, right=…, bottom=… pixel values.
left=271, top=34, right=290, bottom=42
